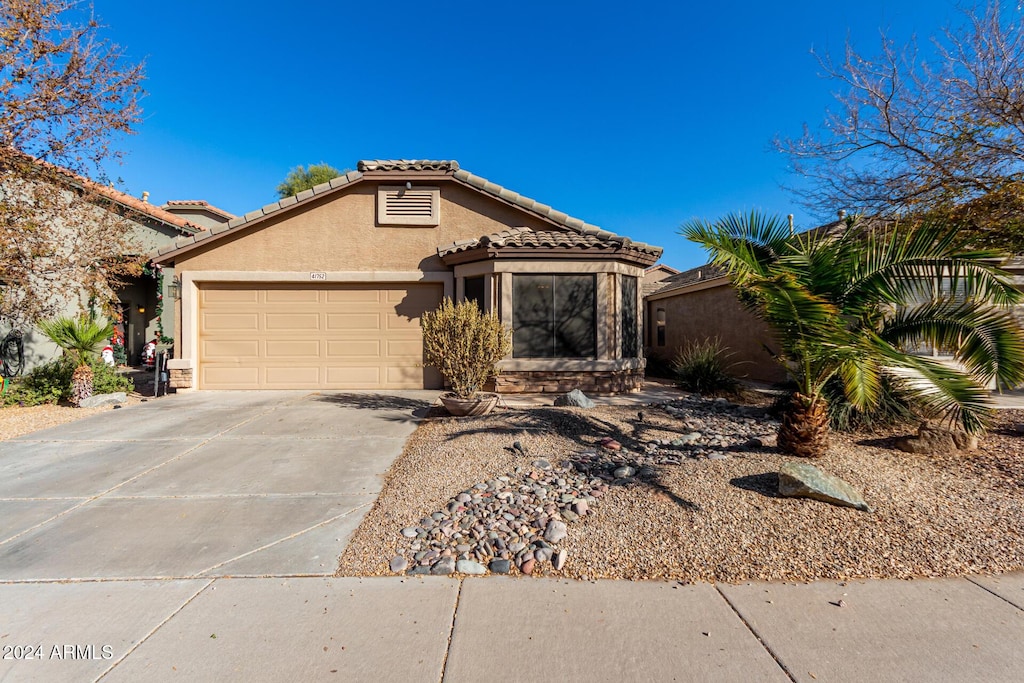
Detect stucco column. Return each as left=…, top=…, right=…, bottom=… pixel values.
left=499, top=272, right=513, bottom=328
left=596, top=272, right=610, bottom=360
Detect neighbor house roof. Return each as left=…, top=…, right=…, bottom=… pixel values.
left=163, top=199, right=236, bottom=220
left=647, top=263, right=728, bottom=297
left=153, top=159, right=664, bottom=261
left=1, top=148, right=203, bottom=235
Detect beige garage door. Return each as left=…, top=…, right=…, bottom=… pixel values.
left=198, top=283, right=443, bottom=390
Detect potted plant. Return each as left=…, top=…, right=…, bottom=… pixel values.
left=421, top=298, right=512, bottom=416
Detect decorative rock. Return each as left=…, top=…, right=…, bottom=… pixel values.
left=389, top=556, right=408, bottom=573
left=553, top=549, right=567, bottom=570
left=532, top=459, right=552, bottom=470
left=401, top=527, right=418, bottom=538
left=489, top=558, right=511, bottom=574
left=613, top=466, right=636, bottom=479
left=535, top=547, right=554, bottom=562
left=895, top=420, right=979, bottom=454
left=554, top=389, right=596, bottom=408
left=520, top=558, right=536, bottom=575
left=430, top=557, right=456, bottom=574
left=408, top=565, right=431, bottom=575
left=778, top=462, right=871, bottom=512
left=601, top=439, right=622, bottom=452
left=456, top=559, right=487, bottom=575
left=707, top=452, right=729, bottom=460
left=544, top=519, right=568, bottom=543
left=79, top=392, right=127, bottom=408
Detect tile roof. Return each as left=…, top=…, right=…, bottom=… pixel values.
left=358, top=159, right=459, bottom=172
left=153, top=159, right=664, bottom=260
left=3, top=149, right=203, bottom=234
left=163, top=199, right=236, bottom=219
left=438, top=226, right=662, bottom=257
left=647, top=263, right=728, bottom=296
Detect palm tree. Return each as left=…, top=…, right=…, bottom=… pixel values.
left=38, top=314, right=114, bottom=406
left=682, top=212, right=1024, bottom=457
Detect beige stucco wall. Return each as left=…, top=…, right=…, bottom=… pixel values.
left=174, top=182, right=555, bottom=274
left=647, top=282, right=786, bottom=384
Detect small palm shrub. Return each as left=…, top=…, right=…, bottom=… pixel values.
left=671, top=337, right=742, bottom=395
left=422, top=299, right=512, bottom=399
left=1, top=358, right=132, bottom=407
left=37, top=315, right=115, bottom=406
left=823, top=376, right=918, bottom=432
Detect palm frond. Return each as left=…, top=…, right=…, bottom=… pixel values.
left=882, top=300, right=1024, bottom=388
left=37, top=314, right=114, bottom=365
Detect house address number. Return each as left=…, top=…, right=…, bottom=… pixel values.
left=310, top=272, right=327, bottom=281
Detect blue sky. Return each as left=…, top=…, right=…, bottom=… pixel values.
left=94, top=0, right=967, bottom=270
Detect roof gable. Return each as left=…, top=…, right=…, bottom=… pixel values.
left=153, top=159, right=663, bottom=262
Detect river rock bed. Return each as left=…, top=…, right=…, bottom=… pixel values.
left=338, top=396, right=1024, bottom=583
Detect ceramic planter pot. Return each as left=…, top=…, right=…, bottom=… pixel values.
left=439, top=392, right=499, bottom=417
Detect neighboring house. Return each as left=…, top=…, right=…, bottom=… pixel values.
left=644, top=263, right=787, bottom=383
left=1, top=160, right=210, bottom=368
left=153, top=159, right=662, bottom=393
left=642, top=264, right=680, bottom=296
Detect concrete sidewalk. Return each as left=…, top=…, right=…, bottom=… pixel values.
left=1, top=573, right=1022, bottom=682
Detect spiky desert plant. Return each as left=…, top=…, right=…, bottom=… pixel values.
left=682, top=212, right=1024, bottom=457
left=37, top=314, right=114, bottom=406
left=422, top=299, right=512, bottom=399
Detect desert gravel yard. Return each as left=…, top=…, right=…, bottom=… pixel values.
left=338, top=395, right=1024, bottom=583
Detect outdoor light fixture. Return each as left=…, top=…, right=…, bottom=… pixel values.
left=167, top=276, right=182, bottom=300
left=137, top=305, right=145, bottom=314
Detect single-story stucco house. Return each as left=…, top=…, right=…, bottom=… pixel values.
left=154, top=160, right=663, bottom=393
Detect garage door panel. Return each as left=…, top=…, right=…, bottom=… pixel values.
left=265, top=366, right=321, bottom=386
left=265, top=312, right=320, bottom=331
left=203, top=288, right=259, bottom=304
left=325, top=366, right=381, bottom=386
left=325, top=289, right=381, bottom=303
left=326, top=313, right=381, bottom=331
left=198, top=283, right=442, bottom=390
left=387, top=339, right=425, bottom=357
left=203, top=313, right=260, bottom=332
left=264, top=289, right=321, bottom=303
left=203, top=340, right=260, bottom=359
left=265, top=339, right=321, bottom=358
left=326, top=340, right=380, bottom=358
left=202, top=366, right=260, bottom=389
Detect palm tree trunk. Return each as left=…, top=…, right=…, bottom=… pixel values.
left=70, top=363, right=93, bottom=407
left=778, top=392, right=830, bottom=457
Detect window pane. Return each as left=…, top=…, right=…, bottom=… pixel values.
left=465, top=276, right=485, bottom=311
left=554, top=275, right=595, bottom=357
left=513, top=275, right=554, bottom=357
left=512, top=274, right=596, bottom=358
left=621, top=275, right=638, bottom=358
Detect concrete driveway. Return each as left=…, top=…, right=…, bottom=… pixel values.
left=0, top=390, right=436, bottom=581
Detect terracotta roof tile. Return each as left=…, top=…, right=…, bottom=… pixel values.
left=438, top=226, right=661, bottom=257
left=357, top=159, right=459, bottom=172
left=162, top=199, right=236, bottom=219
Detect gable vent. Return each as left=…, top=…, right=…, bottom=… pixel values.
left=377, top=185, right=440, bottom=226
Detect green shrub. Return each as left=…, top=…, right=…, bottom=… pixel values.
left=823, top=375, right=919, bottom=432
left=671, top=337, right=743, bottom=395
left=422, top=298, right=512, bottom=399
left=1, top=358, right=132, bottom=407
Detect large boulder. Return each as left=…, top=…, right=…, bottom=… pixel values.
left=80, top=392, right=127, bottom=408
left=778, top=462, right=871, bottom=512
left=554, top=389, right=595, bottom=409
left=895, top=421, right=979, bottom=454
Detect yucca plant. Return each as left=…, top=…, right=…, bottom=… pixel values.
left=422, top=298, right=512, bottom=399
left=37, top=314, right=115, bottom=406
left=682, top=212, right=1024, bottom=457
